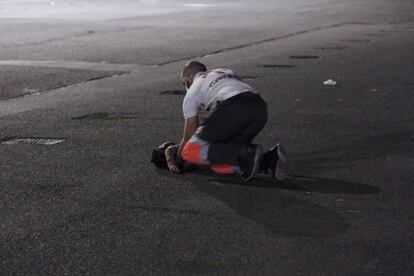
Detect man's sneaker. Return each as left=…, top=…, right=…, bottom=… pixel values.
left=239, top=144, right=263, bottom=181
left=260, top=144, right=288, bottom=180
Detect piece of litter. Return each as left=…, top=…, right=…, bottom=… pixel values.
left=347, top=210, right=361, bottom=213
left=323, top=79, right=337, bottom=86
left=336, top=199, right=344, bottom=202
left=24, top=88, right=39, bottom=93
left=370, top=88, right=378, bottom=92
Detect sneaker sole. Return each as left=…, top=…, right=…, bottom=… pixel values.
left=243, top=145, right=263, bottom=181
left=275, top=144, right=288, bottom=181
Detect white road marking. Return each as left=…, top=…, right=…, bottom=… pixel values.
left=184, top=3, right=212, bottom=8
left=0, top=60, right=142, bottom=72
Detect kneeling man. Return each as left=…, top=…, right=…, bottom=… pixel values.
left=171, top=61, right=287, bottom=181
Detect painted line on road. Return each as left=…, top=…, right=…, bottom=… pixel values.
left=239, top=76, right=258, bottom=80
left=72, top=112, right=140, bottom=120
left=260, top=64, right=297, bottom=68
left=290, top=55, right=321, bottom=59
left=363, top=33, right=390, bottom=37
left=160, top=90, right=186, bottom=96
left=155, top=21, right=376, bottom=66
left=184, top=3, right=213, bottom=8
left=341, top=39, right=371, bottom=43
left=0, top=26, right=152, bottom=49
left=0, top=60, right=141, bottom=72
left=315, top=46, right=348, bottom=50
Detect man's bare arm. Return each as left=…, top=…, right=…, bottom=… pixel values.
left=176, top=116, right=199, bottom=165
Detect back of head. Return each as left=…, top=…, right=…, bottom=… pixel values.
left=181, top=60, right=207, bottom=79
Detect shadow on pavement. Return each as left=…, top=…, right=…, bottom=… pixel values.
left=208, top=175, right=381, bottom=195
left=155, top=170, right=380, bottom=238
left=195, top=176, right=352, bottom=238
left=291, top=129, right=413, bottom=175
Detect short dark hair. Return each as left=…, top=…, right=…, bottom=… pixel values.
left=181, top=60, right=207, bottom=79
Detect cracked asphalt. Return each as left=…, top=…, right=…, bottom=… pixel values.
left=0, top=0, right=413, bottom=275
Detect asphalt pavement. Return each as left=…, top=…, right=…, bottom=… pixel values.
left=0, top=0, right=413, bottom=275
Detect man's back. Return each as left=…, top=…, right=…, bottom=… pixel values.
left=183, top=68, right=257, bottom=118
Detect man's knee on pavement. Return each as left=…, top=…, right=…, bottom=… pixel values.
left=211, top=164, right=237, bottom=175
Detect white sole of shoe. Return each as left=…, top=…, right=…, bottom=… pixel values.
left=243, top=145, right=263, bottom=181
left=275, top=144, right=288, bottom=181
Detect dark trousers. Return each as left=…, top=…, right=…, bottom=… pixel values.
left=198, top=92, right=268, bottom=166
left=181, top=92, right=268, bottom=174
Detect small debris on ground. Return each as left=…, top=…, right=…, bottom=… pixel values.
left=347, top=210, right=361, bottom=213
left=323, top=79, right=337, bottom=86
left=24, top=88, right=39, bottom=93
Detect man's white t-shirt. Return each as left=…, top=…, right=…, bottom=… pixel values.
left=183, top=68, right=258, bottom=119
